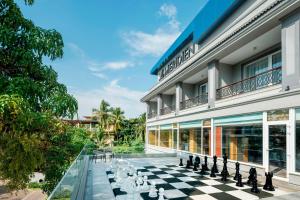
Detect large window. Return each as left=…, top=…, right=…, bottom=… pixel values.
left=173, top=129, right=177, bottom=149
left=148, top=130, right=158, bottom=146
left=296, top=109, right=300, bottom=172
left=160, top=129, right=172, bottom=148
left=220, top=124, right=263, bottom=164
left=244, top=51, right=281, bottom=78
left=179, top=128, right=201, bottom=153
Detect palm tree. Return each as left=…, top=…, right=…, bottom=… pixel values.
left=136, top=113, right=146, bottom=141
left=111, top=107, right=125, bottom=134
left=94, top=100, right=111, bottom=129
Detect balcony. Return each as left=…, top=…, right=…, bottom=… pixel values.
left=180, top=94, right=208, bottom=110
left=147, top=111, right=157, bottom=119
left=216, top=67, right=282, bottom=99
left=160, top=105, right=175, bottom=115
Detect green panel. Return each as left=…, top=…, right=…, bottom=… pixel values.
left=148, top=126, right=157, bottom=130
left=296, top=108, right=300, bottom=120
left=214, top=112, right=263, bottom=126
left=179, top=120, right=202, bottom=128
left=160, top=124, right=172, bottom=130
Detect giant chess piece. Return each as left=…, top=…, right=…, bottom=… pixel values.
left=179, top=158, right=183, bottom=166
left=200, top=164, right=206, bottom=175
left=251, top=174, right=260, bottom=193
left=233, top=162, right=240, bottom=181
left=247, top=167, right=257, bottom=185
left=186, top=160, right=191, bottom=169
left=212, top=155, right=219, bottom=173
left=221, top=169, right=228, bottom=182
left=210, top=165, right=216, bottom=177
left=193, top=162, right=198, bottom=171
left=263, top=172, right=275, bottom=191
left=195, top=156, right=200, bottom=168
left=142, top=175, right=149, bottom=191
left=148, top=181, right=158, bottom=198
left=158, top=188, right=165, bottom=200
left=221, top=154, right=229, bottom=176
left=189, top=155, right=194, bottom=166
left=203, top=156, right=209, bottom=171
left=236, top=174, right=244, bottom=187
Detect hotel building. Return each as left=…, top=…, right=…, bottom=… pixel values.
left=141, top=0, right=300, bottom=184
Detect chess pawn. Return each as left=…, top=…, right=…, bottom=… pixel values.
left=189, top=155, right=194, bottom=166
left=213, top=155, right=219, bottom=173
left=195, top=156, right=200, bottom=168
left=193, top=163, right=198, bottom=171
left=210, top=166, right=216, bottom=177
left=186, top=160, right=191, bottom=168
left=200, top=164, right=206, bottom=175
left=142, top=175, right=149, bottom=191
left=158, top=188, right=165, bottom=200
left=203, top=156, right=209, bottom=171
left=251, top=175, right=260, bottom=193
left=148, top=181, right=157, bottom=198
left=236, top=174, right=244, bottom=187
left=179, top=158, right=183, bottom=166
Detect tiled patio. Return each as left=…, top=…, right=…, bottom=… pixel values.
left=86, top=156, right=300, bottom=200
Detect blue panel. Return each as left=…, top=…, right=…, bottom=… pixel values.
left=214, top=113, right=263, bottom=126
left=179, top=120, right=202, bottom=128
left=160, top=124, right=172, bottom=130
left=148, top=126, right=157, bottom=130
left=150, top=0, right=245, bottom=75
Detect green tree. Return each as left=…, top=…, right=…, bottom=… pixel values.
left=111, top=107, right=125, bottom=133
left=136, top=113, right=146, bottom=141
left=0, top=0, right=78, bottom=190
left=94, top=100, right=111, bottom=129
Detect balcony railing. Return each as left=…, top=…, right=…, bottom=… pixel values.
left=147, top=111, right=157, bottom=119
left=216, top=67, right=282, bottom=100
left=180, top=94, right=208, bottom=110
left=160, top=105, right=175, bottom=115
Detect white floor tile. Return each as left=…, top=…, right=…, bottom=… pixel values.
left=170, top=182, right=193, bottom=189
left=226, top=190, right=259, bottom=200
left=200, top=180, right=223, bottom=186
left=164, top=189, right=187, bottom=199
left=196, top=186, right=223, bottom=194
left=190, top=194, right=218, bottom=200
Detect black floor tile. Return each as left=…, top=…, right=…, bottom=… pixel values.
left=179, top=188, right=205, bottom=196
left=210, top=192, right=241, bottom=200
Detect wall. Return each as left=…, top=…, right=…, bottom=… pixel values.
left=218, top=63, right=233, bottom=87
left=162, top=94, right=175, bottom=107
left=182, top=83, right=195, bottom=100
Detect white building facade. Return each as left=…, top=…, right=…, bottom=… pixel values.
left=141, top=0, right=300, bottom=184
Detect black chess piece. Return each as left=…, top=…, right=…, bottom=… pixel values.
left=200, top=164, right=206, bottom=175
left=195, top=156, right=200, bottom=168
left=212, top=155, right=219, bottom=173
left=179, top=158, right=183, bottom=166
left=186, top=160, right=191, bottom=168
left=210, top=166, right=216, bottom=177
left=193, top=162, right=198, bottom=171
left=263, top=172, right=275, bottom=191
left=251, top=174, right=260, bottom=193
left=234, top=162, right=240, bottom=180
left=202, top=156, right=209, bottom=171
left=221, top=170, right=228, bottom=182
left=189, top=155, right=194, bottom=166
left=247, top=167, right=257, bottom=185
left=221, top=154, right=229, bottom=177
left=236, top=174, right=244, bottom=187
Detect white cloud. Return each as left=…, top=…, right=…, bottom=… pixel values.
left=105, top=61, right=134, bottom=70
left=71, top=80, right=146, bottom=119
left=121, top=3, right=181, bottom=57
left=159, top=3, right=177, bottom=19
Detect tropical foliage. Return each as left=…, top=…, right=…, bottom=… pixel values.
left=0, top=0, right=90, bottom=192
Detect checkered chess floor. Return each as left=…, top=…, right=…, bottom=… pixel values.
left=106, top=164, right=287, bottom=200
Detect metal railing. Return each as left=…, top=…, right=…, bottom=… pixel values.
left=216, top=67, right=282, bottom=99
left=47, top=145, right=90, bottom=200
left=147, top=111, right=157, bottom=119
left=160, top=105, right=175, bottom=115
left=180, top=94, right=208, bottom=110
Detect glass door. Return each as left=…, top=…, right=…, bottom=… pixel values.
left=268, top=124, right=287, bottom=178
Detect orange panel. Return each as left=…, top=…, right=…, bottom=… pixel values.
left=215, top=127, right=222, bottom=157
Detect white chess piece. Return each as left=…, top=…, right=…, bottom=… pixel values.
left=142, top=175, right=149, bottom=191
left=137, top=171, right=143, bottom=185
left=148, top=181, right=157, bottom=198
left=126, top=177, right=136, bottom=200
left=134, top=181, right=142, bottom=200
left=158, top=188, right=165, bottom=200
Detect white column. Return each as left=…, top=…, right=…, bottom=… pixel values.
left=208, top=61, right=219, bottom=108
left=281, top=11, right=300, bottom=90
left=263, top=111, right=269, bottom=172
left=146, top=101, right=150, bottom=120
left=175, top=82, right=183, bottom=114
left=157, top=94, right=162, bottom=117
left=210, top=118, right=215, bottom=157
left=289, top=108, right=296, bottom=174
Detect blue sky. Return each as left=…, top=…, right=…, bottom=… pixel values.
left=18, top=0, right=207, bottom=118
